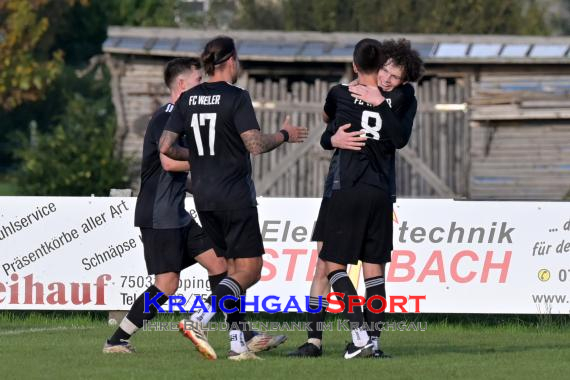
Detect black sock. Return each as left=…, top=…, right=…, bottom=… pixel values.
left=205, top=271, right=227, bottom=305
left=226, top=293, right=245, bottom=331
left=109, top=285, right=168, bottom=344
left=364, top=276, right=386, bottom=341
left=212, top=277, right=243, bottom=329
left=236, top=290, right=255, bottom=342
left=328, top=270, right=363, bottom=328
left=307, top=296, right=329, bottom=341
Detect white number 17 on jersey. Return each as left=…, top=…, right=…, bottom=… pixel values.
left=190, top=113, right=217, bottom=156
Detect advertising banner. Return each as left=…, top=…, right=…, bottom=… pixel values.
left=0, top=197, right=568, bottom=314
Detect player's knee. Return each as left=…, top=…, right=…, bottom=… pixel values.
left=162, top=282, right=179, bottom=296
left=207, top=258, right=227, bottom=276
left=252, top=270, right=262, bottom=285
left=315, top=259, right=327, bottom=277
left=155, top=275, right=179, bottom=296
left=248, top=261, right=263, bottom=286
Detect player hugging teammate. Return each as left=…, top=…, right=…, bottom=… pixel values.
left=289, top=38, right=424, bottom=359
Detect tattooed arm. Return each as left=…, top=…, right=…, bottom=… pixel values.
left=159, top=130, right=190, bottom=161
left=240, top=116, right=308, bottom=156
left=241, top=130, right=285, bottom=156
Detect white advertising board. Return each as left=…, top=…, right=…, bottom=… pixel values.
left=0, top=197, right=568, bottom=314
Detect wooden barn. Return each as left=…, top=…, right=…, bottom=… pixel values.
left=102, top=27, right=570, bottom=200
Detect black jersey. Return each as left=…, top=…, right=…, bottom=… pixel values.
left=164, top=81, right=259, bottom=211
left=134, top=103, right=192, bottom=229
left=322, top=83, right=415, bottom=197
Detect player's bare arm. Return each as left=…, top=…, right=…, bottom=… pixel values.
left=159, top=130, right=190, bottom=161
left=159, top=153, right=190, bottom=172
left=240, top=116, right=308, bottom=155
left=241, top=129, right=282, bottom=155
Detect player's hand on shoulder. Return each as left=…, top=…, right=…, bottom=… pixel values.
left=282, top=115, right=308, bottom=143
left=331, top=123, right=367, bottom=151
left=348, top=84, right=384, bottom=107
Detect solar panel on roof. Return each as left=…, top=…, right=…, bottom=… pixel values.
left=411, top=43, right=434, bottom=58
left=103, top=37, right=120, bottom=49
left=500, top=44, right=529, bottom=57
left=238, top=41, right=300, bottom=56
left=529, top=44, right=568, bottom=58
left=435, top=43, right=468, bottom=57
left=116, top=37, right=148, bottom=50
left=469, top=43, right=502, bottom=57
left=299, top=42, right=328, bottom=56
left=102, top=33, right=570, bottom=62
left=175, top=39, right=205, bottom=53
left=328, top=43, right=354, bottom=57
left=152, top=38, right=177, bottom=51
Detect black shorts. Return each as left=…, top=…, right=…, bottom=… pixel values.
left=197, top=207, right=265, bottom=259
left=319, top=184, right=393, bottom=265
left=311, top=197, right=329, bottom=242
left=140, top=219, right=212, bottom=275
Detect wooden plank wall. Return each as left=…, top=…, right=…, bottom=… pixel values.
left=470, top=122, right=570, bottom=199
left=245, top=77, right=333, bottom=197
left=117, top=60, right=170, bottom=192
left=400, top=76, right=468, bottom=197
left=469, top=73, right=570, bottom=200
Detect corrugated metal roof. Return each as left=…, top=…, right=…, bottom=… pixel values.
left=103, top=26, right=570, bottom=63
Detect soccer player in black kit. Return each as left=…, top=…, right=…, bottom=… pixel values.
left=159, top=36, right=308, bottom=360
left=289, top=39, right=423, bottom=359
left=103, top=58, right=285, bottom=357
left=103, top=58, right=227, bottom=354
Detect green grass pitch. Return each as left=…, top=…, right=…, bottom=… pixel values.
left=1, top=312, right=570, bottom=379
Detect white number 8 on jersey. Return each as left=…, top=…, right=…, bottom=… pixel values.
left=360, top=110, right=382, bottom=140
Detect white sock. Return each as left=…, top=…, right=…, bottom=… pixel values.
left=307, top=338, right=322, bottom=348
left=119, top=317, right=139, bottom=336
left=351, top=328, right=369, bottom=347
left=371, top=336, right=379, bottom=351
left=229, top=329, right=247, bottom=353
left=190, top=302, right=216, bottom=326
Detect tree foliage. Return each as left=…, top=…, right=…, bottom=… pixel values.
left=0, top=0, right=64, bottom=111
left=237, top=0, right=550, bottom=35
left=1, top=0, right=180, bottom=193
left=101, top=0, right=177, bottom=27
left=14, top=69, right=130, bottom=196
left=0, top=0, right=177, bottom=113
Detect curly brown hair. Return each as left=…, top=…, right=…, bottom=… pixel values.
left=380, top=39, right=424, bottom=82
